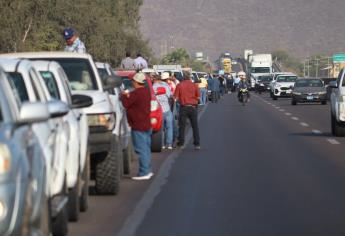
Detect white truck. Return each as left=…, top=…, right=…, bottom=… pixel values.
left=249, top=54, right=273, bottom=89
left=330, top=67, right=345, bottom=136
left=153, top=65, right=184, bottom=81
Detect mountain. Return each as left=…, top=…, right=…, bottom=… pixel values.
left=140, top=0, right=345, bottom=60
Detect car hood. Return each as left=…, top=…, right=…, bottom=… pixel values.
left=72, top=90, right=114, bottom=114
left=293, top=87, right=326, bottom=93
left=275, top=82, right=295, bottom=87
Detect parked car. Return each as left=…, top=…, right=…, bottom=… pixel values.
left=0, top=58, right=70, bottom=235
left=330, top=68, right=345, bottom=136
left=0, top=65, right=50, bottom=236
left=31, top=60, right=93, bottom=221
left=96, top=62, right=133, bottom=175
left=115, top=70, right=164, bottom=152
left=270, top=74, right=298, bottom=100
left=291, top=78, right=327, bottom=105
left=1, top=52, right=127, bottom=195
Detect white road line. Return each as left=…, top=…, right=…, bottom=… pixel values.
left=312, top=129, right=322, bottom=134
left=279, top=109, right=285, bottom=112
left=291, top=117, right=299, bottom=121
left=327, top=139, right=340, bottom=145
left=285, top=113, right=292, bottom=116
left=300, top=122, right=309, bottom=127
left=276, top=107, right=280, bottom=109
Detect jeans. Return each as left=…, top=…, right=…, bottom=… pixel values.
left=172, top=102, right=180, bottom=142
left=178, top=106, right=200, bottom=146
left=199, top=88, right=207, bottom=105
left=211, top=91, right=218, bottom=103
left=163, top=111, right=173, bottom=146
left=131, top=130, right=152, bottom=176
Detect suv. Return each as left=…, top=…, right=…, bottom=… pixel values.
left=0, top=66, right=50, bottom=236
left=31, top=60, right=92, bottom=221
left=270, top=74, right=298, bottom=100
left=2, top=52, right=127, bottom=195
left=330, top=68, right=345, bottom=136
left=0, top=58, right=70, bottom=235
left=115, top=70, right=163, bottom=152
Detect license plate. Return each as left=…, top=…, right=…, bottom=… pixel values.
left=307, top=96, right=313, bottom=100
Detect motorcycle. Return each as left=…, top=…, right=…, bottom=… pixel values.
left=239, top=88, right=249, bottom=106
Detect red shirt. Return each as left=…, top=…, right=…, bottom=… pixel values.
left=174, top=79, right=200, bottom=106
left=121, top=87, right=151, bottom=131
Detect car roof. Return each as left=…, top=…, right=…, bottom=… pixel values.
left=0, top=58, right=33, bottom=72
left=0, top=51, right=93, bottom=60
left=31, top=60, right=61, bottom=71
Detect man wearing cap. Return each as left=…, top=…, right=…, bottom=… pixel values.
left=63, top=27, right=86, bottom=53
left=174, top=71, right=201, bottom=150
left=153, top=72, right=174, bottom=149
left=121, top=73, right=153, bottom=180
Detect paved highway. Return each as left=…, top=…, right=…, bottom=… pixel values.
left=71, top=92, right=345, bottom=236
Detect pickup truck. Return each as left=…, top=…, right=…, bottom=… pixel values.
left=330, top=68, right=345, bottom=136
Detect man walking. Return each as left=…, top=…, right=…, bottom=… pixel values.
left=63, top=27, right=86, bottom=53
left=121, top=52, right=135, bottom=69
left=153, top=72, right=174, bottom=149
left=174, top=71, right=201, bottom=150
left=121, top=73, right=153, bottom=180
left=134, top=53, right=148, bottom=70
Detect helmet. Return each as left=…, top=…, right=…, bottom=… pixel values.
left=238, top=71, right=246, bottom=77
left=63, top=27, right=75, bottom=40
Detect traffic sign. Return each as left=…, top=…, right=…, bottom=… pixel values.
left=332, top=54, right=345, bottom=62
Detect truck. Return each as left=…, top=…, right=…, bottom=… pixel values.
left=153, top=64, right=184, bottom=81
left=249, top=54, right=273, bottom=89
left=219, top=53, right=232, bottom=74
left=244, top=49, right=253, bottom=61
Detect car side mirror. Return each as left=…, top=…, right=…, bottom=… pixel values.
left=47, top=100, right=69, bottom=118
left=329, top=81, right=338, bottom=88
left=71, top=94, right=93, bottom=109
left=19, top=102, right=50, bottom=123
left=104, top=75, right=122, bottom=89
left=155, top=87, right=166, bottom=95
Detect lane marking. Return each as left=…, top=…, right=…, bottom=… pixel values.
left=285, top=112, right=292, bottom=116
left=279, top=109, right=285, bottom=112
left=312, top=129, right=322, bottom=134
left=327, top=139, right=340, bottom=145
left=300, top=122, right=309, bottom=127
left=276, top=107, right=280, bottom=109
left=291, top=117, right=299, bottom=121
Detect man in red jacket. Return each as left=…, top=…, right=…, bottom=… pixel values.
left=121, top=73, right=153, bottom=180
left=174, top=71, right=201, bottom=150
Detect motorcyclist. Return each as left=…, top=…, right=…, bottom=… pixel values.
left=237, top=71, right=250, bottom=101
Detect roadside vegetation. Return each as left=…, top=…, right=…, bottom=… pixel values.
left=272, top=49, right=303, bottom=76
left=0, top=0, right=151, bottom=66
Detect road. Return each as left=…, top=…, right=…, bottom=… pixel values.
left=71, top=92, right=345, bottom=236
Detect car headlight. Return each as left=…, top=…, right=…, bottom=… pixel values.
left=0, top=144, right=11, bottom=174
left=318, top=91, right=327, bottom=95
left=88, top=114, right=116, bottom=130
left=293, top=92, right=301, bottom=95
left=151, top=100, right=159, bottom=111
left=275, top=83, right=281, bottom=88
left=260, top=83, right=264, bottom=86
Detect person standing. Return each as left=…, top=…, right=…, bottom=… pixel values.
left=121, top=73, right=153, bottom=180
left=174, top=71, right=201, bottom=150
left=63, top=27, right=86, bottom=53
left=198, top=75, right=208, bottom=105
left=153, top=72, right=174, bottom=150
left=134, top=53, right=148, bottom=70
left=121, top=52, right=135, bottom=69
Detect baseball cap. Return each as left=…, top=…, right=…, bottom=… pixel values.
left=133, top=73, right=146, bottom=84
left=63, top=27, right=75, bottom=40
left=161, top=72, right=170, bottom=80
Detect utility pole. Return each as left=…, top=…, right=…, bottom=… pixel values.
left=315, top=58, right=319, bottom=77
left=307, top=58, right=310, bottom=77
left=303, top=60, right=306, bottom=77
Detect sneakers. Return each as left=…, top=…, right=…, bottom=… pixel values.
left=167, top=145, right=173, bottom=150
left=162, top=146, right=166, bottom=150
left=194, top=145, right=201, bottom=150
left=132, top=172, right=154, bottom=180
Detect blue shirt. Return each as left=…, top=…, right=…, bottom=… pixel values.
left=65, top=38, right=86, bottom=53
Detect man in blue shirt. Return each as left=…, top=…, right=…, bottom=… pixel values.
left=63, top=27, right=86, bottom=53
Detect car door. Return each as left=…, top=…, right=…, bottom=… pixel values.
left=331, top=68, right=344, bottom=115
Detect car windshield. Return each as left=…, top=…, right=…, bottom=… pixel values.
left=7, top=72, right=29, bottom=105
left=251, top=67, right=270, bottom=73
left=295, top=79, right=323, bottom=87
left=40, top=58, right=98, bottom=91
left=276, top=76, right=297, bottom=82
left=40, top=71, right=60, bottom=99
left=258, top=76, right=272, bottom=82
left=97, top=68, right=109, bottom=85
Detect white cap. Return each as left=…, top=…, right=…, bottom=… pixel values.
left=161, top=72, right=170, bottom=80
left=133, top=72, right=146, bottom=84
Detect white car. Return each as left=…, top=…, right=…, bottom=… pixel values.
left=0, top=58, right=70, bottom=236
left=270, top=74, right=298, bottom=100
left=32, top=60, right=92, bottom=221
left=330, top=68, right=345, bottom=136
left=2, top=52, right=127, bottom=195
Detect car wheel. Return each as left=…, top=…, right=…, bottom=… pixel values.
left=80, top=150, right=90, bottom=212
left=151, top=128, right=163, bottom=152
left=95, top=138, right=121, bottom=195
left=321, top=101, right=327, bottom=105
left=123, top=138, right=134, bottom=175
left=52, top=197, right=68, bottom=236
left=272, top=95, right=277, bottom=100
left=291, top=99, right=297, bottom=105
left=331, top=113, right=345, bottom=136
left=67, top=175, right=80, bottom=222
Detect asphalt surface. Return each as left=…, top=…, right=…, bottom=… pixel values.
left=71, top=92, right=345, bottom=236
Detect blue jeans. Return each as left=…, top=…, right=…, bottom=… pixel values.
left=131, top=130, right=152, bottom=176
left=163, top=111, right=173, bottom=146
left=199, top=88, right=207, bottom=105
